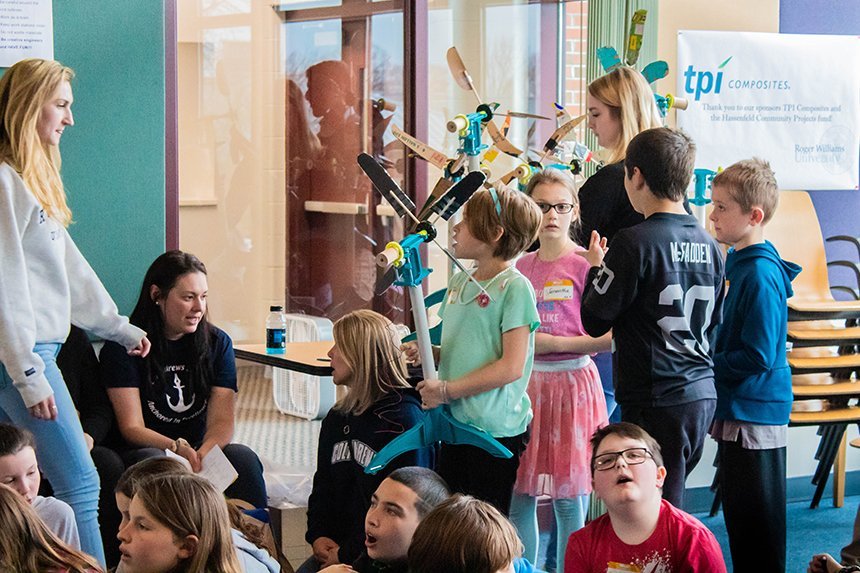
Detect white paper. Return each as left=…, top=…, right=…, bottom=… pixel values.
left=0, top=0, right=53, bottom=66
left=164, top=445, right=239, bottom=493
left=677, top=30, right=860, bottom=190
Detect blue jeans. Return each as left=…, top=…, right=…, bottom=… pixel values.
left=509, top=492, right=588, bottom=571
left=0, top=344, right=105, bottom=566
left=593, top=351, right=619, bottom=422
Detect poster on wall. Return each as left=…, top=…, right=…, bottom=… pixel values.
left=677, top=30, right=859, bottom=190
left=0, top=0, right=53, bottom=67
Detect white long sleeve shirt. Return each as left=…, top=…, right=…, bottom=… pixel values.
left=0, top=162, right=144, bottom=407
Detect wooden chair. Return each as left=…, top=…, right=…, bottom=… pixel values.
left=708, top=192, right=860, bottom=512
left=762, top=192, right=860, bottom=508
left=765, top=192, right=860, bottom=320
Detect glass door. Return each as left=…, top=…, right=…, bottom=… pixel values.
left=281, top=1, right=407, bottom=322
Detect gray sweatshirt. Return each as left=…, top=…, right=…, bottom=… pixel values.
left=0, top=162, right=144, bottom=407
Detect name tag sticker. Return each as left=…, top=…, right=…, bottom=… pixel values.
left=544, top=279, right=573, bottom=301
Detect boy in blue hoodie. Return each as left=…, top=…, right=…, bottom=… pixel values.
left=708, top=158, right=801, bottom=573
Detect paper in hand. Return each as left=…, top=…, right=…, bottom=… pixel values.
left=164, top=445, right=238, bottom=493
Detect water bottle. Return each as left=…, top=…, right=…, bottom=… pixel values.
left=266, top=305, right=287, bottom=354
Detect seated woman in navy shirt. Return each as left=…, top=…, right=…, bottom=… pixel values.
left=101, top=250, right=266, bottom=508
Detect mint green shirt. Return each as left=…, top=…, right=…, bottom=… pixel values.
left=438, top=266, right=540, bottom=437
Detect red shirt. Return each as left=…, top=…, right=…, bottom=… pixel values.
left=565, top=499, right=726, bottom=573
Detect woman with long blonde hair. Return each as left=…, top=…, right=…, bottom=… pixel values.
left=0, top=484, right=102, bottom=573
left=578, top=66, right=665, bottom=247
left=0, top=58, right=150, bottom=566
left=577, top=66, right=666, bottom=424
left=301, top=309, right=432, bottom=572
left=118, top=474, right=242, bottom=573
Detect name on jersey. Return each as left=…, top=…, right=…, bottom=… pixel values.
left=331, top=439, right=377, bottom=468
left=669, top=241, right=712, bottom=264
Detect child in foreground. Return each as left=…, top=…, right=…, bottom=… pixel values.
left=304, top=309, right=432, bottom=570
left=0, top=422, right=80, bottom=549
left=117, top=473, right=243, bottom=573
left=409, top=494, right=544, bottom=573
left=320, top=466, right=451, bottom=573
left=564, top=422, right=726, bottom=572
left=0, top=483, right=102, bottom=573
left=114, top=456, right=280, bottom=573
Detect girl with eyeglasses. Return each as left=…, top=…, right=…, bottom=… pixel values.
left=508, top=170, right=611, bottom=571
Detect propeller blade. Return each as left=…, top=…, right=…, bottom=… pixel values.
left=487, top=120, right=523, bottom=156
left=554, top=102, right=573, bottom=125
left=447, top=46, right=522, bottom=157
left=495, top=166, right=521, bottom=187
left=500, top=111, right=551, bottom=121
left=432, top=171, right=487, bottom=221
left=446, top=47, right=482, bottom=104
left=641, top=60, right=669, bottom=84
left=527, top=120, right=537, bottom=142
left=358, top=153, right=417, bottom=218
left=391, top=125, right=450, bottom=170
left=543, top=114, right=586, bottom=153
left=414, top=177, right=454, bottom=227
left=597, top=46, right=622, bottom=73
left=500, top=114, right=512, bottom=137
left=625, top=9, right=648, bottom=66
left=375, top=264, right=398, bottom=295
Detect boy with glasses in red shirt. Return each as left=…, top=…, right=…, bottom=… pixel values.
left=565, top=423, right=726, bottom=572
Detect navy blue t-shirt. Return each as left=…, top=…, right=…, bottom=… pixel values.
left=581, top=213, right=725, bottom=407
left=100, top=326, right=237, bottom=446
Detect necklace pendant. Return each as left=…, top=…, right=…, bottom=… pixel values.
left=477, top=292, right=490, bottom=308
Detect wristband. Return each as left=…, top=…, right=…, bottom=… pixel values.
left=441, top=380, right=451, bottom=404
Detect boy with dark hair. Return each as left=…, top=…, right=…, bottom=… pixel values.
left=709, top=158, right=800, bottom=572
left=565, top=423, right=725, bottom=572
left=581, top=127, right=725, bottom=509
left=323, top=466, right=452, bottom=573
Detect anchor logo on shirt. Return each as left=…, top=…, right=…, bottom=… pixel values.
left=166, top=373, right=195, bottom=413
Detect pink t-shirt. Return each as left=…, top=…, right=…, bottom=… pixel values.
left=565, top=499, right=727, bottom=573
left=516, top=247, right=590, bottom=361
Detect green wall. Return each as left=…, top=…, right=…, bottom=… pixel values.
left=54, top=1, right=167, bottom=315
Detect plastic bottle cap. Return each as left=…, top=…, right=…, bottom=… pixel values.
left=270, top=305, right=284, bottom=312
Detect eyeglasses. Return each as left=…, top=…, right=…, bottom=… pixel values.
left=535, top=202, right=574, bottom=214
left=592, top=447, right=653, bottom=471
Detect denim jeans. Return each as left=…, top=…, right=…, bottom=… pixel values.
left=0, top=344, right=105, bottom=566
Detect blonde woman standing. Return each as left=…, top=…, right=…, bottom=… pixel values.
left=577, top=66, right=665, bottom=423
left=0, top=58, right=150, bottom=566
left=578, top=66, right=665, bottom=247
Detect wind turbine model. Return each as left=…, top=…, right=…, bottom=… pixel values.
left=356, top=152, right=514, bottom=474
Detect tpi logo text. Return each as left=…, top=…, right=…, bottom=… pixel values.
left=683, top=65, right=724, bottom=101
left=683, top=57, right=732, bottom=101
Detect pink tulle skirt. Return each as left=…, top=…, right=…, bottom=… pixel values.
left=515, top=357, right=608, bottom=498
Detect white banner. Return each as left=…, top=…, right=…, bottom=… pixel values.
left=677, top=30, right=859, bottom=190
left=0, top=0, right=53, bottom=67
